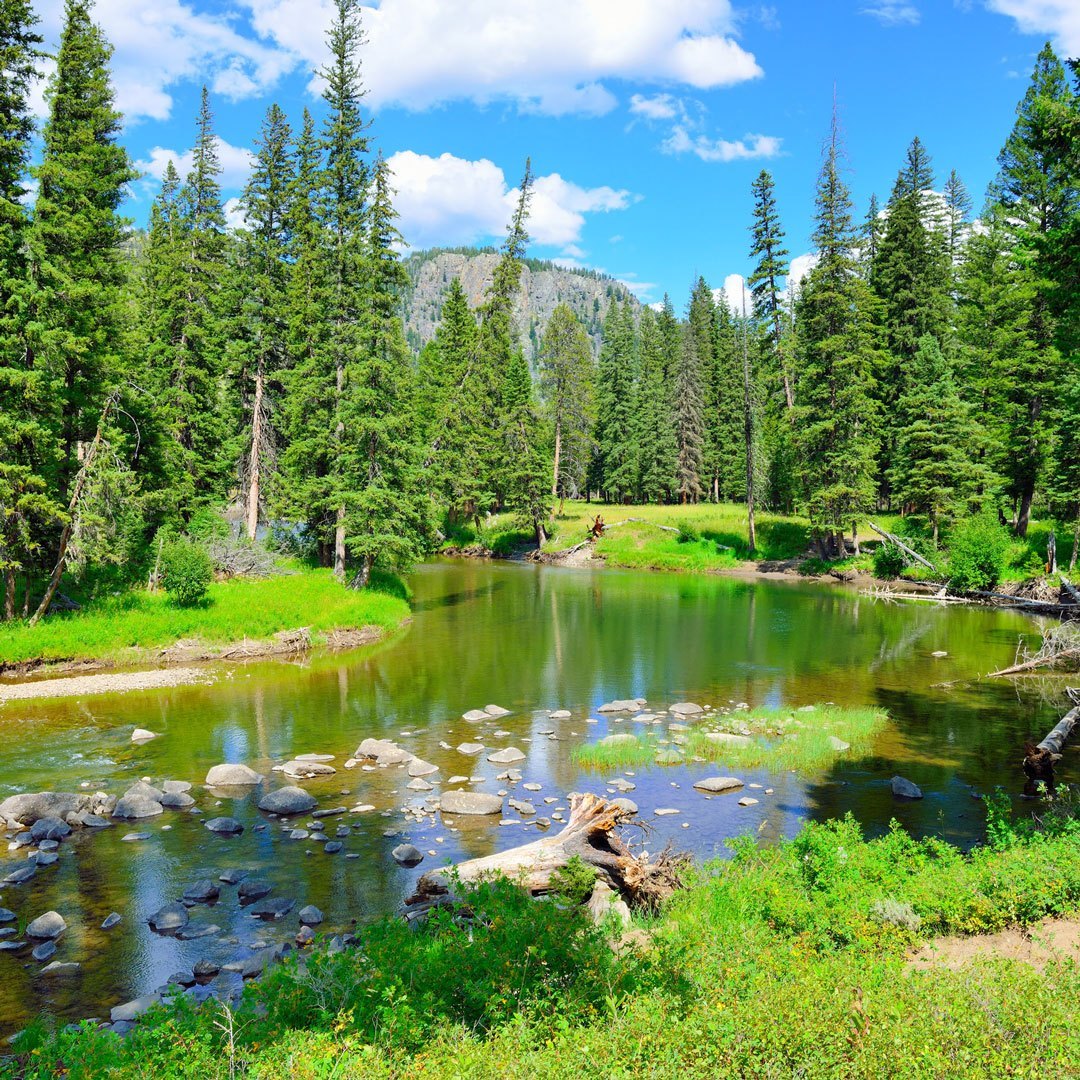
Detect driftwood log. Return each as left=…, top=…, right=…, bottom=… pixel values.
left=404, top=793, right=687, bottom=917
left=869, top=522, right=937, bottom=572
left=1023, top=700, right=1080, bottom=788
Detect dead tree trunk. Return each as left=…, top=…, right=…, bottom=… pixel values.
left=1024, top=703, right=1080, bottom=788
left=245, top=368, right=265, bottom=542
left=405, top=793, right=687, bottom=915
left=869, top=522, right=937, bottom=572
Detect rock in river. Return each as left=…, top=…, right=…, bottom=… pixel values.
left=277, top=760, right=337, bottom=779
left=298, top=905, right=324, bottom=926
left=258, top=787, right=317, bottom=815
left=131, top=728, right=158, bottom=742
left=392, top=844, right=423, bottom=866
left=30, top=816, right=71, bottom=842
left=407, top=758, right=439, bottom=778
left=3, top=862, right=37, bottom=886
left=0, top=792, right=94, bottom=826
left=160, top=791, right=195, bottom=809
left=26, top=912, right=66, bottom=940
left=693, top=777, right=745, bottom=794
left=703, top=732, right=751, bottom=747
left=182, top=880, right=220, bottom=904
left=249, top=897, right=294, bottom=920
left=238, top=879, right=273, bottom=902
left=205, top=763, right=262, bottom=786
left=148, top=903, right=189, bottom=933
left=439, top=790, right=503, bottom=816
left=487, top=747, right=526, bottom=765
left=669, top=702, right=704, bottom=716
left=892, top=776, right=924, bottom=799
left=204, top=817, right=244, bottom=835
left=112, top=791, right=163, bottom=820
left=101, top=913, right=122, bottom=930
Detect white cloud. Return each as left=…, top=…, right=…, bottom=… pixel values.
left=135, top=139, right=256, bottom=190
left=34, top=0, right=297, bottom=122
left=712, top=275, right=749, bottom=316
left=986, top=1, right=1080, bottom=56
left=560, top=243, right=587, bottom=259
left=223, top=197, right=248, bottom=230
left=243, top=0, right=763, bottom=114
left=662, top=127, right=782, bottom=163
left=860, top=3, right=921, bottom=26
left=386, top=151, right=636, bottom=249
left=786, top=252, right=818, bottom=292
left=629, top=93, right=682, bottom=121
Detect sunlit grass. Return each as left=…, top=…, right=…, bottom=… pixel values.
left=573, top=705, right=888, bottom=774
left=0, top=569, right=411, bottom=666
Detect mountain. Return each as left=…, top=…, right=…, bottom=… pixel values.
left=400, top=247, right=639, bottom=359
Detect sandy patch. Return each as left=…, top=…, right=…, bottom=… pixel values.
left=908, top=917, right=1080, bottom=973
left=0, top=666, right=213, bottom=703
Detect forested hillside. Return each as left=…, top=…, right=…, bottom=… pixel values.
left=0, top=0, right=1077, bottom=620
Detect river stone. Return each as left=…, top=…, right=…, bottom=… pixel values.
left=598, top=733, right=639, bottom=747
left=461, top=709, right=490, bottom=722
left=597, top=699, right=643, bottom=713
left=112, top=792, right=163, bottom=819
left=892, top=776, right=924, bottom=799
left=456, top=743, right=484, bottom=755
left=128, top=781, right=165, bottom=801
left=612, top=797, right=639, bottom=816
left=693, top=777, right=745, bottom=794
left=704, top=732, right=752, bottom=747
left=78, top=812, right=112, bottom=828
left=162, top=781, right=191, bottom=795
left=110, top=995, right=159, bottom=1023
left=204, top=817, right=244, bottom=835
left=296, top=753, right=335, bottom=762
left=121, top=832, right=150, bottom=842
left=0, top=940, right=26, bottom=951
left=654, top=808, right=679, bottom=816
left=101, top=913, right=122, bottom=930
left=32, top=851, right=59, bottom=866
left=3, top=862, right=36, bottom=885
left=26, top=911, right=66, bottom=940
left=205, top=763, right=262, bottom=786
left=249, top=897, right=294, bottom=920
left=392, top=843, right=423, bottom=867
left=0, top=909, right=14, bottom=924
left=440, top=790, right=503, bottom=816
left=407, top=778, right=433, bottom=792
left=402, top=760, right=435, bottom=780
left=487, top=747, right=526, bottom=764
left=41, top=961, right=80, bottom=976
left=160, top=791, right=195, bottom=809
left=550, top=710, right=572, bottom=719
left=258, top=787, right=317, bottom=815
left=193, top=959, right=220, bottom=979
left=177, top=924, right=220, bottom=940
left=1, top=792, right=97, bottom=827
left=827, top=736, right=851, bottom=752
left=182, top=880, right=220, bottom=904
left=148, top=903, right=189, bottom=933
left=355, top=739, right=413, bottom=765
left=508, top=799, right=535, bottom=816
left=278, top=759, right=337, bottom=779
left=219, top=869, right=247, bottom=885
left=238, top=879, right=272, bottom=902
left=738, top=797, right=759, bottom=807
left=30, top=816, right=72, bottom=843
left=298, top=905, right=324, bottom=926
left=484, top=704, right=511, bottom=717
left=31, top=940, right=57, bottom=962
left=669, top=702, right=705, bottom=716
left=324, top=841, right=343, bottom=854
left=131, top=728, right=158, bottom=742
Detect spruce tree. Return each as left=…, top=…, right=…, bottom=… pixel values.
left=539, top=303, right=594, bottom=509
left=592, top=300, right=636, bottom=501
left=890, top=335, right=984, bottom=544
left=709, top=290, right=745, bottom=500
left=674, top=316, right=705, bottom=504
left=860, top=193, right=884, bottom=282
left=942, top=169, right=972, bottom=265
left=794, top=110, right=880, bottom=555
left=633, top=304, right=677, bottom=502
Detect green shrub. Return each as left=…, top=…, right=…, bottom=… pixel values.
left=872, top=543, right=907, bottom=579
left=946, top=512, right=1010, bottom=591
left=675, top=520, right=700, bottom=544
left=159, top=539, right=214, bottom=607
left=550, top=855, right=598, bottom=906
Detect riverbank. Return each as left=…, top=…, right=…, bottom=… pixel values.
left=0, top=570, right=411, bottom=686
left=6, top=791, right=1079, bottom=1079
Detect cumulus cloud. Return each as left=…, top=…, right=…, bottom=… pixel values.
left=786, top=252, right=818, bottom=292
left=34, top=0, right=296, bottom=122
left=662, top=127, right=782, bottom=163
left=243, top=0, right=763, bottom=114
left=629, top=93, right=683, bottom=121
left=986, top=0, right=1080, bottom=56
left=135, top=139, right=256, bottom=190
left=860, top=3, right=921, bottom=26
left=386, top=151, right=636, bottom=249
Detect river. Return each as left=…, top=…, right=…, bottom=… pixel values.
left=0, top=559, right=1060, bottom=1033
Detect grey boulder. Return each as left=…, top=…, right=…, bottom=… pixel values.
left=693, top=776, right=745, bottom=794
left=26, top=911, right=66, bottom=940
left=439, top=790, right=503, bottom=816
left=298, top=905, right=324, bottom=926
left=205, top=763, right=262, bottom=786
left=391, top=844, right=423, bottom=866
left=112, top=792, right=163, bottom=820
left=148, top=903, right=189, bottom=933
left=892, top=776, right=924, bottom=799
left=258, top=787, right=317, bottom=815
left=204, top=817, right=244, bottom=835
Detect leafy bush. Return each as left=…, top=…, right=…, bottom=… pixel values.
left=159, top=540, right=214, bottom=607
left=675, top=520, right=700, bottom=544
left=945, top=512, right=1010, bottom=591
left=872, top=543, right=907, bottom=579
left=550, top=855, right=598, bottom=906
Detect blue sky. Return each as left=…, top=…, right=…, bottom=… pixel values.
left=31, top=0, right=1080, bottom=305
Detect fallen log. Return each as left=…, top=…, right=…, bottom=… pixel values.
left=868, top=522, right=937, bottom=572
left=988, top=649, right=1080, bottom=677
left=1060, top=575, right=1080, bottom=606
left=1023, top=702, right=1080, bottom=786
left=404, top=793, right=688, bottom=916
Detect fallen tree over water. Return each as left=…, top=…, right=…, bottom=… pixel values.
left=405, top=793, right=689, bottom=917
left=1023, top=691, right=1080, bottom=788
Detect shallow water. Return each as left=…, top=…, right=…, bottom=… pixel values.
left=0, top=559, right=1067, bottom=1034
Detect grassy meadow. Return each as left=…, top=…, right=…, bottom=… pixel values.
left=0, top=568, right=410, bottom=668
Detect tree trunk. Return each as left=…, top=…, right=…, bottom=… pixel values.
left=29, top=392, right=117, bottom=627
left=351, top=554, right=374, bottom=589
left=851, top=522, right=860, bottom=556
left=405, top=793, right=687, bottom=916
left=1047, top=531, right=1057, bottom=574
left=549, top=419, right=561, bottom=520
left=1071, top=518, right=1079, bottom=573
left=334, top=352, right=346, bottom=582
left=3, top=567, right=14, bottom=622
left=245, top=368, right=265, bottom=542
left=1017, top=482, right=1034, bottom=539
left=931, top=513, right=939, bottom=548
left=742, top=306, right=756, bottom=558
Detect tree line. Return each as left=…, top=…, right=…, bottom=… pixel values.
left=0, top=0, right=1077, bottom=622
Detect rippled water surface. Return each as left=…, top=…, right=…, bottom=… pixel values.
left=0, top=559, right=1066, bottom=1033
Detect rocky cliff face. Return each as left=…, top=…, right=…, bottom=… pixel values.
left=401, top=248, right=639, bottom=358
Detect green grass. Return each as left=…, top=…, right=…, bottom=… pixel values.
left=9, top=793, right=1080, bottom=1078
left=0, top=568, right=411, bottom=667
left=573, top=705, right=888, bottom=774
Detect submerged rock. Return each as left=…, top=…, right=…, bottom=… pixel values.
left=258, top=787, right=317, bottom=815
left=182, top=880, right=220, bottom=904
left=160, top=792, right=195, bottom=809
left=248, top=897, right=294, bottom=920
left=461, top=709, right=490, bottom=722
left=101, top=913, right=122, bottom=930
left=277, top=760, right=337, bottom=779
left=597, top=699, right=644, bottom=713
left=204, top=817, right=244, bottom=835
left=891, top=776, right=924, bottom=799
left=484, top=705, right=512, bottom=718
left=693, top=777, right=744, bottom=794
left=3, top=862, right=37, bottom=886
left=131, top=729, right=158, bottom=742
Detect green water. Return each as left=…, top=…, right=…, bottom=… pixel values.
left=0, top=560, right=1065, bottom=1033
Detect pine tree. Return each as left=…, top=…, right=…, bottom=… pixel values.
left=860, top=193, right=884, bottom=282
left=237, top=102, right=293, bottom=539
left=25, top=0, right=135, bottom=611
left=794, top=109, right=880, bottom=554
left=890, top=335, right=984, bottom=544
left=674, top=315, right=705, bottom=504
left=538, top=303, right=594, bottom=509
left=592, top=300, right=637, bottom=501
left=633, top=304, right=677, bottom=502
left=747, top=170, right=793, bottom=409
left=709, top=291, right=745, bottom=500
left=341, top=153, right=429, bottom=585
left=942, top=169, right=972, bottom=265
